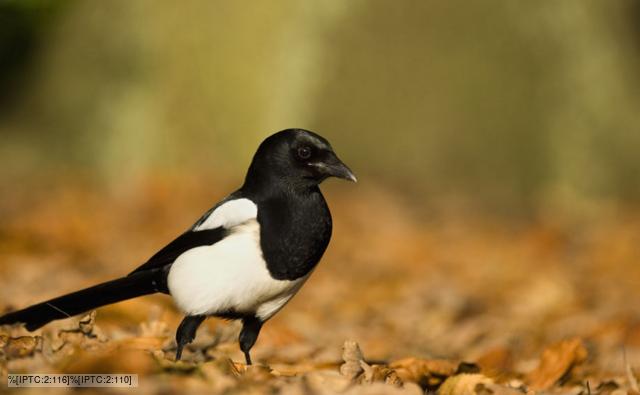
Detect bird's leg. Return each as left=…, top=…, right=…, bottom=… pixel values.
left=239, top=316, right=263, bottom=365
left=175, top=315, right=206, bottom=361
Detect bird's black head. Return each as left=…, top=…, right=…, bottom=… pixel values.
left=243, top=129, right=356, bottom=193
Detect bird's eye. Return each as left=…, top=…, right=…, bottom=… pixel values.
left=297, top=146, right=312, bottom=160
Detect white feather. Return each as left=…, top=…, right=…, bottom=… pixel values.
left=255, top=277, right=309, bottom=320
left=194, top=198, right=258, bottom=230
left=168, top=218, right=306, bottom=320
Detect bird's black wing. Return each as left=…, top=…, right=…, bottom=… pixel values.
left=128, top=191, right=243, bottom=275
left=128, top=227, right=227, bottom=275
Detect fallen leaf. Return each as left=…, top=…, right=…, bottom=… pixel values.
left=343, top=382, right=424, bottom=395
left=438, top=374, right=494, bottom=395
left=390, top=357, right=458, bottom=388
left=474, top=382, right=524, bottom=395
left=78, top=310, right=97, bottom=335
left=526, top=337, right=588, bottom=390
left=3, top=335, right=42, bottom=359
left=476, top=347, right=513, bottom=376
left=360, top=360, right=402, bottom=385
left=626, top=357, right=639, bottom=392
left=241, top=364, right=276, bottom=382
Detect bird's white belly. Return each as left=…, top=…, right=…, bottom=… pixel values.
left=167, top=220, right=305, bottom=320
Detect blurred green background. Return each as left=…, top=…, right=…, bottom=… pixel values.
left=1, top=0, right=639, bottom=216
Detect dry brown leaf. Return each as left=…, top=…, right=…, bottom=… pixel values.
left=526, top=337, right=588, bottom=390
left=0, top=334, right=7, bottom=350
left=78, top=310, right=96, bottom=335
left=241, top=364, right=276, bottom=382
left=151, top=349, right=200, bottom=373
left=53, top=328, right=106, bottom=355
left=474, top=382, right=524, bottom=395
left=626, top=358, right=639, bottom=392
left=49, top=310, right=108, bottom=354
left=62, top=347, right=158, bottom=374
left=359, top=361, right=403, bottom=385
left=343, top=382, right=424, bottom=395
left=3, top=335, right=42, bottom=359
left=594, top=380, right=622, bottom=395
left=438, top=374, right=494, bottom=395
left=391, top=357, right=458, bottom=387
left=476, top=347, right=513, bottom=376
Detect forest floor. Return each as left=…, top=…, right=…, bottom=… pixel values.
left=1, top=175, right=639, bottom=394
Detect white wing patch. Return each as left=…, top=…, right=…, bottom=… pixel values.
left=194, top=198, right=258, bottom=230
left=168, top=218, right=306, bottom=320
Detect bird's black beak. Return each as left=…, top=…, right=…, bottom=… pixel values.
left=321, top=153, right=357, bottom=183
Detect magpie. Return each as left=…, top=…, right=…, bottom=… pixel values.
left=0, top=129, right=356, bottom=365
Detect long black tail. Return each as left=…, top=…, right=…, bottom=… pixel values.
left=0, top=268, right=168, bottom=331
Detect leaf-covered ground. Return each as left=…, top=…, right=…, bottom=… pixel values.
left=1, top=177, right=639, bottom=394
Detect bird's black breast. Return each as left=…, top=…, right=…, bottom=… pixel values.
left=256, top=189, right=332, bottom=281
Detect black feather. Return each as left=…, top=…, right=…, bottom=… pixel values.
left=128, top=191, right=240, bottom=275
left=129, top=227, right=227, bottom=275
left=0, top=268, right=168, bottom=331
